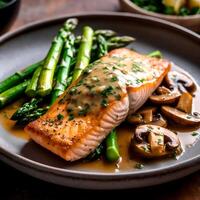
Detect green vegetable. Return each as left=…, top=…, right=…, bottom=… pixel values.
left=0, top=0, right=7, bottom=8
left=94, top=29, right=116, bottom=38
left=72, top=26, right=94, bottom=82
left=163, top=6, right=175, bottom=15
left=107, top=36, right=135, bottom=49
left=11, top=98, right=42, bottom=120
left=16, top=106, right=49, bottom=125
left=37, top=18, right=78, bottom=96
left=25, top=66, right=42, bottom=97
left=96, top=34, right=108, bottom=59
left=0, top=80, right=30, bottom=109
left=0, top=60, right=43, bottom=94
left=148, top=50, right=163, bottom=58
left=179, top=7, right=190, bottom=16
left=86, top=143, right=105, bottom=161
left=50, top=32, right=76, bottom=105
left=106, top=129, right=120, bottom=162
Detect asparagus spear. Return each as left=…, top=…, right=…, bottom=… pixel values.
left=11, top=98, right=42, bottom=120
left=107, top=36, right=135, bottom=50
left=106, top=129, right=120, bottom=162
left=16, top=106, right=49, bottom=126
left=148, top=50, right=163, bottom=58
left=96, top=34, right=108, bottom=58
left=94, top=29, right=116, bottom=38
left=86, top=143, right=105, bottom=161
left=0, top=80, right=30, bottom=109
left=72, top=26, right=94, bottom=82
left=50, top=33, right=75, bottom=104
left=25, top=66, right=42, bottom=97
left=0, top=60, right=42, bottom=94
left=37, top=18, right=78, bottom=96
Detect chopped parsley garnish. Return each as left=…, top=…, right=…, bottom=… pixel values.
left=132, top=62, right=144, bottom=72
left=101, top=86, right=113, bottom=97
left=110, top=76, right=118, bottom=82
left=57, top=114, right=64, bottom=120
left=78, top=104, right=90, bottom=116
left=135, top=163, right=144, bottom=169
left=68, top=113, right=74, bottom=121
left=101, top=99, right=108, bottom=107
left=191, top=132, right=199, bottom=136
left=69, top=87, right=77, bottom=95
left=136, top=78, right=146, bottom=84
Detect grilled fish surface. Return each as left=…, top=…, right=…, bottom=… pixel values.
left=25, top=48, right=171, bottom=161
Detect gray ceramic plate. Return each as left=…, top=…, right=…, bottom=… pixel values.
left=0, top=12, right=199, bottom=190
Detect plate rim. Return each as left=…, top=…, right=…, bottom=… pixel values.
left=0, top=11, right=200, bottom=180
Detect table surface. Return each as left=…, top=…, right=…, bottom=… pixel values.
left=1, top=0, right=200, bottom=199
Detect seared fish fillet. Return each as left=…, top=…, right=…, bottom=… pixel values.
left=25, top=48, right=171, bottom=161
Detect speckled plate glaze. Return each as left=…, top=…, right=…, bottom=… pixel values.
left=0, top=12, right=199, bottom=189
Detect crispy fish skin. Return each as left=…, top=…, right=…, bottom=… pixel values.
left=25, top=48, right=171, bottom=161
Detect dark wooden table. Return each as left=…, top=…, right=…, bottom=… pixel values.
left=1, top=0, right=200, bottom=199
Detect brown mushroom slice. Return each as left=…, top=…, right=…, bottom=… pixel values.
left=161, top=106, right=200, bottom=126
left=131, top=125, right=181, bottom=158
left=127, top=107, right=157, bottom=124
left=156, top=86, right=171, bottom=95
left=148, top=114, right=167, bottom=127
left=127, top=113, right=143, bottom=124
left=176, top=92, right=193, bottom=113
left=138, top=107, right=157, bottom=123
left=165, top=71, right=195, bottom=91
left=149, top=92, right=181, bottom=105
left=148, top=131, right=165, bottom=155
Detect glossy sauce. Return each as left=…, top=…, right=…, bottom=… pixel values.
left=0, top=66, right=200, bottom=172
left=60, top=52, right=168, bottom=120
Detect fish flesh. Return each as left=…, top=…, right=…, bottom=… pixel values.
left=25, top=48, right=171, bottom=161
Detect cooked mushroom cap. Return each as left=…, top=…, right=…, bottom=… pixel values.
left=156, top=86, right=171, bottom=95
left=165, top=71, right=195, bottom=91
left=161, top=106, right=200, bottom=126
left=148, top=114, right=167, bottom=127
left=149, top=92, right=180, bottom=105
left=127, top=107, right=157, bottom=124
left=131, top=125, right=181, bottom=158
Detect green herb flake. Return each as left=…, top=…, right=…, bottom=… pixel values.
left=136, top=78, right=146, bottom=84
left=68, top=114, right=74, bottom=121
left=69, top=87, right=77, bottom=95
left=110, top=76, right=118, bottom=82
left=135, top=163, right=144, bottom=169
left=57, top=114, right=64, bottom=120
left=101, top=86, right=113, bottom=97
left=78, top=104, right=90, bottom=116
left=101, top=99, right=108, bottom=108
left=191, top=132, right=199, bottom=136
left=132, top=62, right=144, bottom=72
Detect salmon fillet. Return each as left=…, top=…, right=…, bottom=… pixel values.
left=25, top=48, right=171, bottom=161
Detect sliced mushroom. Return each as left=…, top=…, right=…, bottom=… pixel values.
left=156, top=86, right=171, bottom=95
left=176, top=92, right=193, bottom=113
left=127, top=107, right=156, bottom=124
left=165, top=71, right=195, bottom=92
left=161, top=106, right=200, bottom=126
left=131, top=125, right=181, bottom=158
left=148, top=113, right=167, bottom=128
left=149, top=92, right=181, bottom=105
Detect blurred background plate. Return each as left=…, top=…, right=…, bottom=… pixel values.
left=120, top=0, right=200, bottom=32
